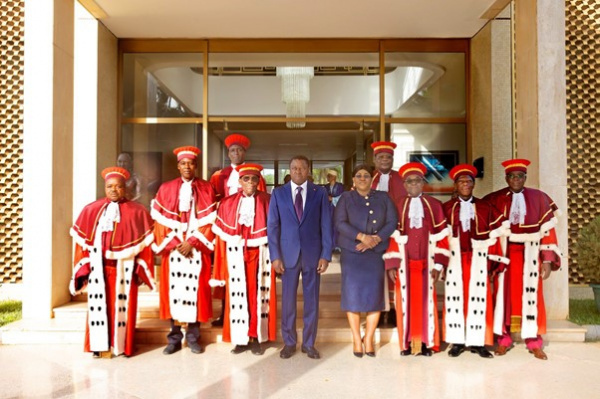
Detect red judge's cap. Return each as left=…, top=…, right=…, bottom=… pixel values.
left=224, top=134, right=251, bottom=150
left=501, top=158, right=530, bottom=174
left=173, top=146, right=200, bottom=161
left=371, top=141, right=397, bottom=155
left=399, top=162, right=426, bottom=179
left=101, top=166, right=130, bottom=181
left=449, top=164, right=477, bottom=181
left=236, top=163, right=263, bottom=177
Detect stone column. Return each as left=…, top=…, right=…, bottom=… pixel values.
left=22, top=0, right=74, bottom=318
left=514, top=0, right=568, bottom=319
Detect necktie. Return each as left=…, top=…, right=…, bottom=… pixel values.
left=294, top=186, right=303, bottom=221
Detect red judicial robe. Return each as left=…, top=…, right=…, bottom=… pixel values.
left=384, top=195, right=450, bottom=353
left=442, top=197, right=509, bottom=347
left=70, top=198, right=154, bottom=356
left=483, top=187, right=561, bottom=339
left=371, top=169, right=407, bottom=201
left=151, top=178, right=217, bottom=323
left=211, top=191, right=277, bottom=345
left=210, top=165, right=267, bottom=201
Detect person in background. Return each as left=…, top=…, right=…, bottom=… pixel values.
left=371, top=141, right=407, bottom=327
left=209, top=133, right=266, bottom=327
left=334, top=164, right=397, bottom=357
left=483, top=159, right=561, bottom=360
left=211, top=164, right=276, bottom=356
left=70, top=166, right=154, bottom=358
left=151, top=146, right=217, bottom=355
left=442, top=164, right=508, bottom=359
left=324, top=169, right=345, bottom=252
left=117, top=152, right=142, bottom=202
left=384, top=162, right=450, bottom=357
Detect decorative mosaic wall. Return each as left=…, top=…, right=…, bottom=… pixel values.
left=0, top=1, right=24, bottom=283
left=566, top=0, right=600, bottom=283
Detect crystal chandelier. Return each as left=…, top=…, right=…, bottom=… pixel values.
left=276, top=67, right=314, bottom=128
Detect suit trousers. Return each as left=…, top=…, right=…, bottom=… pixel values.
left=167, top=319, right=200, bottom=345
left=281, top=255, right=321, bottom=348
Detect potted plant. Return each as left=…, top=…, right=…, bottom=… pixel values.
left=576, top=215, right=600, bottom=311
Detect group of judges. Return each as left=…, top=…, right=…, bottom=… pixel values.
left=70, top=134, right=561, bottom=362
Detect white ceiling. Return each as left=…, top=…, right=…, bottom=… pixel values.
left=91, top=0, right=500, bottom=39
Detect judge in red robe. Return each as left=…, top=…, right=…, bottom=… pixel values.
left=370, top=141, right=407, bottom=327
left=209, top=133, right=266, bottom=327
left=384, top=162, right=450, bottom=356
left=70, top=167, right=154, bottom=358
left=151, top=146, right=217, bottom=355
left=209, top=133, right=266, bottom=201
left=483, top=159, right=561, bottom=360
left=442, top=164, right=509, bottom=358
left=211, top=164, right=277, bottom=355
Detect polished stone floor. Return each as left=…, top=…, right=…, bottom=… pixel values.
left=1, top=341, right=600, bottom=399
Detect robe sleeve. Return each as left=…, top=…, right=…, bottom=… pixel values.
left=152, top=221, right=181, bottom=255
left=540, top=227, right=561, bottom=270
left=70, top=244, right=91, bottom=295
left=211, top=236, right=229, bottom=285
left=135, top=245, right=156, bottom=289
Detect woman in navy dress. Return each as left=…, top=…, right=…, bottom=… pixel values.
left=334, top=164, right=398, bottom=357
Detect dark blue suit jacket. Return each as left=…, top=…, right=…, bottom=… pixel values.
left=267, top=181, right=333, bottom=268
left=334, top=190, right=398, bottom=254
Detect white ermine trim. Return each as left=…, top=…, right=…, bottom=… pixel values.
left=540, top=244, right=562, bottom=258
left=509, top=231, right=542, bottom=243
left=487, top=254, right=510, bottom=265
left=429, top=226, right=450, bottom=243
left=209, top=279, right=226, bottom=288
left=152, top=230, right=177, bottom=254
left=105, top=232, right=154, bottom=260
left=444, top=237, right=465, bottom=344
left=70, top=257, right=90, bottom=295
left=190, top=229, right=215, bottom=252
left=136, top=258, right=156, bottom=292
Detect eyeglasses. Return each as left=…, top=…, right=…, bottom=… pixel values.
left=405, top=178, right=424, bottom=185
left=506, top=173, right=526, bottom=180
left=241, top=176, right=260, bottom=182
left=354, top=174, right=371, bottom=180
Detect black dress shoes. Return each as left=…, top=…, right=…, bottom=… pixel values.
left=448, top=344, right=466, bottom=357
left=280, top=345, right=296, bottom=359
left=211, top=316, right=224, bottom=327
left=249, top=340, right=265, bottom=356
left=420, top=343, right=433, bottom=357
left=188, top=341, right=204, bottom=354
left=471, top=346, right=494, bottom=358
left=231, top=345, right=248, bottom=354
left=400, top=349, right=411, bottom=356
left=301, top=345, right=321, bottom=359
left=163, top=343, right=182, bottom=355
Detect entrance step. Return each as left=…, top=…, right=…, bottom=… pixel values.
left=0, top=255, right=587, bottom=346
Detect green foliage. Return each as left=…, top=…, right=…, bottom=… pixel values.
left=569, top=299, right=600, bottom=326
left=576, top=216, right=600, bottom=284
left=0, top=300, right=22, bottom=327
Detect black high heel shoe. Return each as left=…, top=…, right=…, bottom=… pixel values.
left=353, top=338, right=364, bottom=358
left=363, top=337, right=376, bottom=357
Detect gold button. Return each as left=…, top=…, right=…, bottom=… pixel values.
left=369, top=210, right=374, bottom=214
left=366, top=202, right=370, bottom=206
left=373, top=220, right=377, bottom=223
left=365, top=196, right=369, bottom=200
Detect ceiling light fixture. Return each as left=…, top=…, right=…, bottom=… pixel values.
left=276, top=67, right=314, bottom=129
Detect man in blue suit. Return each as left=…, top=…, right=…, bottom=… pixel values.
left=268, top=155, right=333, bottom=359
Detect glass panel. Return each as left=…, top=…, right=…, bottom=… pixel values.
left=120, top=123, right=201, bottom=208
left=311, top=161, right=344, bottom=185
left=384, top=53, right=465, bottom=118
left=390, top=123, right=466, bottom=199
left=122, top=53, right=204, bottom=118
left=208, top=53, right=380, bottom=118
